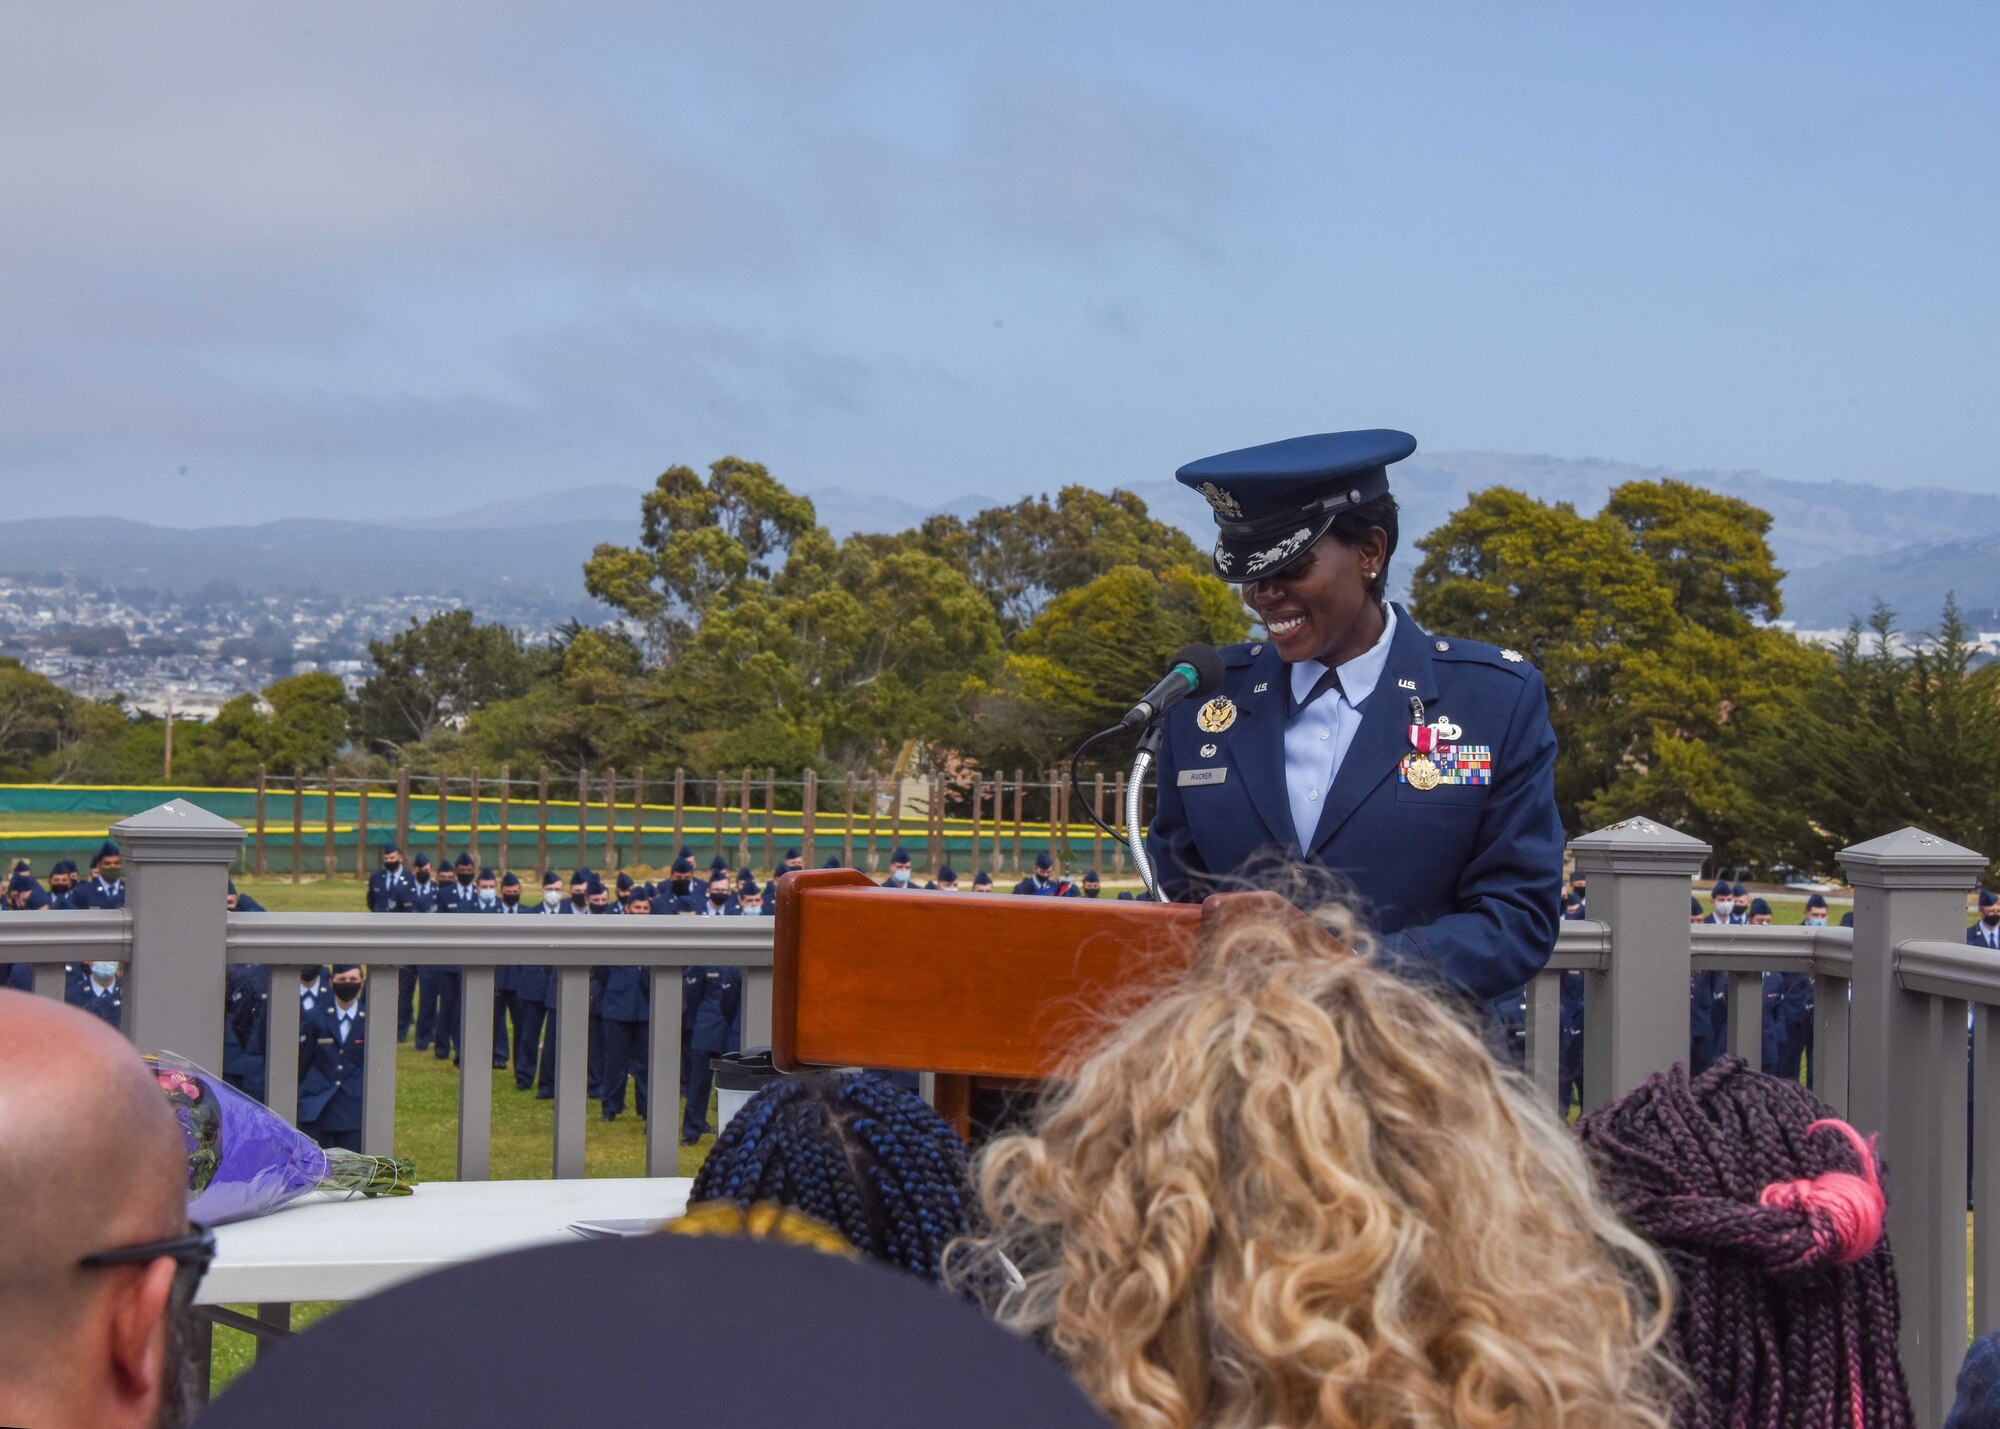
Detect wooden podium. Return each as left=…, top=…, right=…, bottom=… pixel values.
left=771, top=869, right=1296, bottom=1132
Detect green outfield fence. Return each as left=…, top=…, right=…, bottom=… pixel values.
left=0, top=766, right=1149, bottom=883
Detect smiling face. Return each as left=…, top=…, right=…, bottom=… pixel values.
left=1241, top=528, right=1388, bottom=666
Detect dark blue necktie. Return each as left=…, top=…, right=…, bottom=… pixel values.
left=1289, top=665, right=1344, bottom=719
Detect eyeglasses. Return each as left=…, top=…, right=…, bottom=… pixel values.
left=79, top=1224, right=217, bottom=1304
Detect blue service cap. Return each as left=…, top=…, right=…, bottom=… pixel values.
left=1748, top=897, right=1772, bottom=918
left=936, top=865, right=956, bottom=881
left=1982, top=889, right=1999, bottom=909
left=672, top=856, right=695, bottom=874
left=1083, top=869, right=1101, bottom=881
left=455, top=852, right=474, bottom=868
left=501, top=872, right=521, bottom=887
left=616, top=872, right=634, bottom=891
left=1176, top=429, right=1415, bottom=583
left=1805, top=893, right=1829, bottom=910
left=331, top=964, right=361, bottom=977
left=413, top=852, right=431, bottom=867
left=97, top=840, right=120, bottom=859
left=822, top=857, right=844, bottom=869
left=1731, top=882, right=1748, bottom=899
left=708, top=865, right=733, bottom=881
left=890, top=848, right=911, bottom=864
left=586, top=878, right=606, bottom=896
left=53, top=859, right=74, bottom=875
left=973, top=870, right=993, bottom=886
left=783, top=848, right=801, bottom=862
left=542, top=869, right=562, bottom=885
left=1034, top=851, right=1052, bottom=871
left=1691, top=896, right=1704, bottom=915
left=476, top=867, right=495, bottom=881
left=382, top=843, right=400, bottom=856
left=741, top=878, right=760, bottom=896
left=9, top=873, right=35, bottom=893
left=571, top=868, right=592, bottom=883
left=709, top=856, right=730, bottom=872
left=1710, top=878, right=1733, bottom=898
left=227, top=880, right=237, bottom=894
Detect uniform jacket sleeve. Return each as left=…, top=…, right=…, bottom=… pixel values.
left=1146, top=733, right=1208, bottom=902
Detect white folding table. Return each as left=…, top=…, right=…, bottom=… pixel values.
left=198, top=1177, right=695, bottom=1306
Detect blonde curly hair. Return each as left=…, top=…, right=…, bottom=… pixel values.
left=946, top=900, right=1678, bottom=1429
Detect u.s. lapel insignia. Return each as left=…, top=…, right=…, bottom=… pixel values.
left=1252, top=682, right=1269, bottom=694
left=1397, top=677, right=1415, bottom=690
left=1200, top=742, right=1217, bottom=758
left=1195, top=696, right=1237, bottom=733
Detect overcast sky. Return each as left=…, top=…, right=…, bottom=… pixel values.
left=2, top=1, right=1994, bottom=525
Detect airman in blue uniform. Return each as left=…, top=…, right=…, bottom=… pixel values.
left=489, top=871, right=527, bottom=1072
left=46, top=861, right=80, bottom=908
left=1012, top=851, right=1061, bottom=896
left=424, top=853, right=478, bottom=1064
left=597, top=887, right=654, bottom=1122
left=1148, top=430, right=1563, bottom=1006
left=82, top=843, right=125, bottom=909
left=881, top=848, right=918, bottom=890
left=298, top=964, right=370, bottom=1151
left=66, top=960, right=123, bottom=1028
left=1690, top=878, right=1741, bottom=1072
left=681, top=964, right=743, bottom=1144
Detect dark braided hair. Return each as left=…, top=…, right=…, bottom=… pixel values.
left=688, top=1072, right=970, bottom=1282
left=1577, top=1056, right=1912, bottom=1429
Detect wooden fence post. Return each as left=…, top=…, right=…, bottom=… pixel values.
left=631, top=767, right=645, bottom=869
left=762, top=768, right=776, bottom=873
left=1011, top=770, right=1024, bottom=876
left=254, top=765, right=269, bottom=877
left=886, top=777, right=903, bottom=866
left=1092, top=773, right=1105, bottom=876
left=1112, top=772, right=1126, bottom=874
left=842, top=773, right=856, bottom=868
left=434, top=775, right=448, bottom=871
left=323, top=767, right=337, bottom=879
left=290, top=772, right=304, bottom=884
left=865, top=772, right=881, bottom=871
left=356, top=777, right=369, bottom=879
left=802, top=770, right=817, bottom=865
left=575, top=768, right=590, bottom=870
left=498, top=765, right=511, bottom=874
left=468, top=772, right=482, bottom=871
left=738, top=769, right=753, bottom=870
left=603, top=767, right=618, bottom=873
left=930, top=779, right=945, bottom=874
left=535, top=768, right=549, bottom=878
left=395, top=768, right=410, bottom=856
left=672, top=769, right=685, bottom=862
left=710, top=773, right=725, bottom=869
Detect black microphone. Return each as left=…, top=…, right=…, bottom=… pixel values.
left=1117, top=643, right=1226, bottom=730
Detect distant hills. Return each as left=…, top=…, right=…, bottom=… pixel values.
left=4, top=453, right=1995, bottom=630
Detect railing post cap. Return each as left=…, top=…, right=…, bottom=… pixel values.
left=112, top=799, right=247, bottom=861
left=1837, top=826, right=1988, bottom=888
left=1568, top=816, right=1711, bottom=874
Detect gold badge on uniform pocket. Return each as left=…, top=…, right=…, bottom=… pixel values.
left=1195, top=697, right=1236, bottom=733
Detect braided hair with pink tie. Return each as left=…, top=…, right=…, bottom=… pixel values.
left=1578, top=1055, right=1910, bottom=1429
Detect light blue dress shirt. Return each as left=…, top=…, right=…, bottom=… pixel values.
left=1283, top=603, right=1398, bottom=848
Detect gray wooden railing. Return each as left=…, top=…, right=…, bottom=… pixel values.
left=2, top=800, right=1996, bottom=1418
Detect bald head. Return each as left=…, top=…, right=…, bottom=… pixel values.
left=0, top=991, right=188, bottom=1418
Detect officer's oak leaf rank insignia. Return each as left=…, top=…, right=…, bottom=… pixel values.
left=1196, top=697, right=1236, bottom=733
left=1195, top=482, right=1243, bottom=518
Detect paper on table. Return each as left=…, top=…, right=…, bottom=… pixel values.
left=568, top=1218, right=668, bottom=1240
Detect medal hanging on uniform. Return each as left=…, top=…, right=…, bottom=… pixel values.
left=1406, top=696, right=1442, bottom=791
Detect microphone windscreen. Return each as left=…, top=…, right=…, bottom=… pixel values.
left=1171, top=643, right=1226, bottom=697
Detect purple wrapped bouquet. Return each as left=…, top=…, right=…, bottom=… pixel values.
left=146, top=1052, right=415, bottom=1224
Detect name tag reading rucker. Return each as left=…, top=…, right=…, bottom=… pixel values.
left=1178, top=768, right=1227, bottom=788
